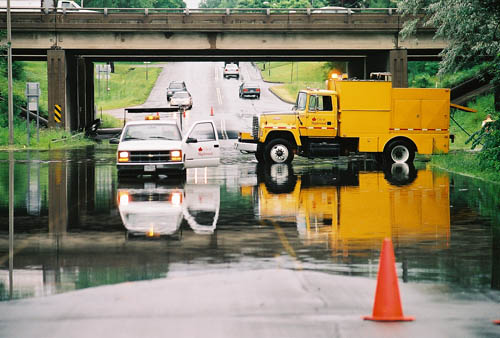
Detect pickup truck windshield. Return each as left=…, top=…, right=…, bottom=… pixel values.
left=123, top=124, right=181, bottom=141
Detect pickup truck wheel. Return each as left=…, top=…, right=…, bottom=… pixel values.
left=265, top=138, right=294, bottom=164
left=385, top=139, right=415, bottom=163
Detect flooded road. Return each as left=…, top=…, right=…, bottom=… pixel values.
left=1, top=144, right=498, bottom=303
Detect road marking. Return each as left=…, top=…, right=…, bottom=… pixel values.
left=220, top=119, right=229, bottom=140
left=214, top=65, right=218, bottom=81
left=216, top=87, right=222, bottom=105
left=269, top=220, right=303, bottom=270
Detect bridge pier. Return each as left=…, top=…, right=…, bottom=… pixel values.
left=47, top=49, right=68, bottom=129
left=389, top=49, right=408, bottom=88
left=77, top=57, right=95, bottom=130
left=48, top=49, right=94, bottom=131
left=345, top=49, right=408, bottom=87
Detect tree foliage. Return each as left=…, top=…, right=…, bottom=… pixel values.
left=398, top=0, right=500, bottom=85
left=398, top=0, right=500, bottom=167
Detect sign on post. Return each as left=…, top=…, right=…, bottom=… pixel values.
left=54, top=104, right=62, bottom=124
left=25, top=82, right=40, bottom=144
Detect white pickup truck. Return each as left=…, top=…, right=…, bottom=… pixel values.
left=110, top=116, right=221, bottom=179
left=0, top=0, right=85, bottom=12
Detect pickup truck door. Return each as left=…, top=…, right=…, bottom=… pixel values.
left=303, top=94, right=337, bottom=138
left=183, top=120, right=221, bottom=168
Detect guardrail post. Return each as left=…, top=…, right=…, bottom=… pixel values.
left=104, top=8, right=108, bottom=16
left=226, top=8, right=230, bottom=15
left=145, top=8, right=149, bottom=16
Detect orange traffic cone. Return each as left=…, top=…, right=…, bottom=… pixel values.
left=183, top=109, right=186, bottom=118
left=210, top=107, right=214, bottom=116
left=363, top=238, right=415, bottom=322
left=494, top=320, right=500, bottom=325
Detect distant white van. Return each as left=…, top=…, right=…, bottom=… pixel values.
left=0, top=0, right=86, bottom=12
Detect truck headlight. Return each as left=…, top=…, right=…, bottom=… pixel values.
left=170, top=150, right=182, bottom=162
left=118, top=151, right=129, bottom=162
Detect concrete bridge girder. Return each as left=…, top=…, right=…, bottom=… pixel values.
left=10, top=31, right=446, bottom=51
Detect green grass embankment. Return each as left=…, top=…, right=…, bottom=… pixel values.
left=94, top=62, right=162, bottom=111
left=256, top=62, right=328, bottom=102
left=1, top=62, right=162, bottom=148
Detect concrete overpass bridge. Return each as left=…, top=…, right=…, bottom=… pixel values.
left=0, top=8, right=446, bottom=131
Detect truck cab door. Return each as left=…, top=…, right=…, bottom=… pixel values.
left=304, top=95, right=337, bottom=138
left=183, top=120, right=220, bottom=168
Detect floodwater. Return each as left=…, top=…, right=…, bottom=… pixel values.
left=0, top=144, right=499, bottom=301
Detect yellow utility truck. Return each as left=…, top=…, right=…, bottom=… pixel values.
left=237, top=73, right=465, bottom=164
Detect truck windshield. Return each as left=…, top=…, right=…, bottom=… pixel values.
left=296, top=92, right=307, bottom=110
left=123, top=124, right=181, bottom=141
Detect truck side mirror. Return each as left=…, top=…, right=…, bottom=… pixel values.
left=109, top=138, right=120, bottom=144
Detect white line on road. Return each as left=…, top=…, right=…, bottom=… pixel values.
left=220, top=119, right=229, bottom=140
left=214, top=65, right=218, bottom=81
left=216, top=87, right=222, bottom=105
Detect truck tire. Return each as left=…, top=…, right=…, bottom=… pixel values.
left=255, top=149, right=265, bottom=163
left=384, top=139, right=415, bottom=164
left=264, top=138, right=294, bottom=164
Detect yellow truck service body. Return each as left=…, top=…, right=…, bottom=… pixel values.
left=237, top=76, right=456, bottom=164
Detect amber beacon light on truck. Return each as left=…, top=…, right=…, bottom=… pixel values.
left=236, top=71, right=475, bottom=164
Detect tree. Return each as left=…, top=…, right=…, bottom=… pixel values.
left=398, top=0, right=500, bottom=108
left=398, top=0, right=500, bottom=167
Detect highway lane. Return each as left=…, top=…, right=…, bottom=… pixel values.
left=112, top=61, right=292, bottom=139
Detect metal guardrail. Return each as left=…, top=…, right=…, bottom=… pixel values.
left=0, top=8, right=428, bottom=33
left=1, top=7, right=400, bottom=15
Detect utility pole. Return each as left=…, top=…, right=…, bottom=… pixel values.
left=7, top=0, right=14, bottom=146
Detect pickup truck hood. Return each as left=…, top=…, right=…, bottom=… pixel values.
left=118, top=139, right=182, bottom=151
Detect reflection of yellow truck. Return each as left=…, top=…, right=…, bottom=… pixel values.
left=238, top=73, right=472, bottom=164
left=255, top=167, right=449, bottom=253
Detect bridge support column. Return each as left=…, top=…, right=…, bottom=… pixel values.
left=47, top=49, right=68, bottom=129
left=389, top=49, right=408, bottom=88
left=77, top=58, right=95, bottom=130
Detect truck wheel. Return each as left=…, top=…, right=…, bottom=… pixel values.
left=264, top=138, right=294, bottom=164
left=384, top=139, right=415, bottom=163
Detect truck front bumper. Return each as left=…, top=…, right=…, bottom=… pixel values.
left=235, top=141, right=257, bottom=153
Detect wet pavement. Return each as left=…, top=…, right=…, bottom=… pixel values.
left=0, top=144, right=499, bottom=337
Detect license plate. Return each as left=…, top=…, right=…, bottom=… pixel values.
left=144, top=165, right=156, bottom=172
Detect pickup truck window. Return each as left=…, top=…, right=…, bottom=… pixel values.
left=123, top=124, right=181, bottom=141
left=189, top=122, right=216, bottom=141
left=297, top=92, right=307, bottom=110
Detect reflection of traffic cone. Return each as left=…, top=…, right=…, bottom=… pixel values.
left=210, top=107, right=214, bottom=116
left=183, top=109, right=186, bottom=118
left=364, top=238, right=415, bottom=322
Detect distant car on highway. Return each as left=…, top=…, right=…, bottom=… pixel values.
left=109, top=116, right=220, bottom=179
left=166, top=81, right=187, bottom=101
left=223, top=63, right=239, bottom=79
left=170, top=91, right=193, bottom=109
left=239, top=82, right=261, bottom=99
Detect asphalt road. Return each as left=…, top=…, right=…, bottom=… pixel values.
left=106, top=61, right=293, bottom=138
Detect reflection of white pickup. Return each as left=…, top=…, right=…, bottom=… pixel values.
left=118, top=182, right=220, bottom=238
left=0, top=0, right=88, bottom=12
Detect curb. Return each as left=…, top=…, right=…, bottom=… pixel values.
left=268, top=86, right=296, bottom=104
